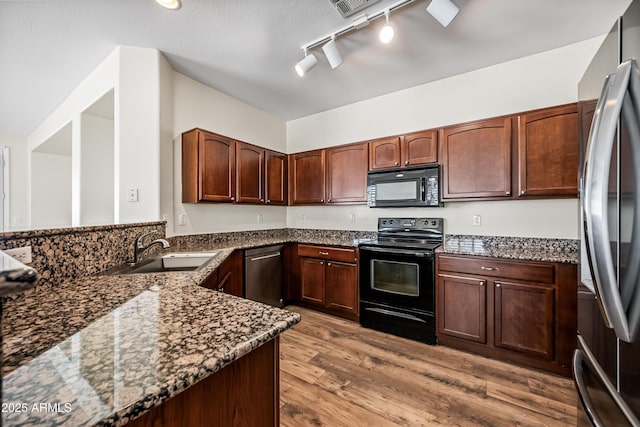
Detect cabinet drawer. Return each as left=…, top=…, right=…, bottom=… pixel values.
left=298, top=244, right=357, bottom=263
left=438, top=255, right=554, bottom=284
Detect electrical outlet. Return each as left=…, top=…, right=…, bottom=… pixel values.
left=257, top=214, right=263, bottom=223
left=473, top=215, right=481, bottom=226
left=178, top=214, right=187, bottom=226
left=349, top=214, right=356, bottom=223
left=128, top=188, right=139, bottom=202
left=5, top=246, right=32, bottom=264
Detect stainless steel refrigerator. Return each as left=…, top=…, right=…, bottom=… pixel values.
left=577, top=0, right=640, bottom=425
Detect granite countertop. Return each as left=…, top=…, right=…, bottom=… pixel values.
left=2, top=246, right=300, bottom=427
left=438, top=234, right=579, bottom=264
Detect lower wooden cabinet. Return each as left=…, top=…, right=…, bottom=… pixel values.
left=436, top=254, right=577, bottom=376
left=201, top=250, right=244, bottom=297
left=295, top=244, right=359, bottom=321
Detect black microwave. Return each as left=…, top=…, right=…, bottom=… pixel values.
left=367, top=166, right=441, bottom=208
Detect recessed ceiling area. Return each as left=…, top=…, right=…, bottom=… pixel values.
left=0, top=0, right=632, bottom=137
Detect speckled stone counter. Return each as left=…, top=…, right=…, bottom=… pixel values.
left=2, top=249, right=300, bottom=426
left=438, top=234, right=579, bottom=264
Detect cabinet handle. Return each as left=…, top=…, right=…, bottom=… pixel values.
left=480, top=266, right=499, bottom=271
left=394, top=161, right=399, bottom=166
left=319, top=251, right=329, bottom=255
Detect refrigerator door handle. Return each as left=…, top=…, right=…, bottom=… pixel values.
left=573, top=336, right=640, bottom=427
left=583, top=59, right=634, bottom=342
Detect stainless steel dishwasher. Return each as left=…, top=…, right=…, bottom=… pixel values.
left=244, top=245, right=284, bottom=307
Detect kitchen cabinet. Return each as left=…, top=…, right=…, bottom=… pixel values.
left=201, top=250, right=244, bottom=297
left=439, top=118, right=512, bottom=200
left=436, top=254, right=577, bottom=376
left=517, top=104, right=579, bottom=197
left=236, top=143, right=288, bottom=205
left=296, top=244, right=359, bottom=320
left=289, top=143, right=368, bottom=206
left=182, top=128, right=236, bottom=203
left=289, top=150, right=325, bottom=205
left=368, top=130, right=437, bottom=171
left=326, top=142, right=368, bottom=204
left=265, top=150, right=287, bottom=205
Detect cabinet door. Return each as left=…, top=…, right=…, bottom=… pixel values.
left=326, top=143, right=368, bottom=204
left=439, top=118, right=512, bottom=199
left=437, top=274, right=487, bottom=343
left=369, top=136, right=401, bottom=170
left=402, top=130, right=438, bottom=166
left=236, top=141, right=264, bottom=204
left=494, top=281, right=555, bottom=360
left=300, top=257, right=326, bottom=305
left=199, top=131, right=236, bottom=202
left=289, top=150, right=325, bottom=205
left=265, top=150, right=287, bottom=205
left=517, top=104, right=578, bottom=197
left=216, top=250, right=244, bottom=297
left=326, top=261, right=358, bottom=314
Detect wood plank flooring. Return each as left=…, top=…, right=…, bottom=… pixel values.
left=280, top=306, right=577, bottom=427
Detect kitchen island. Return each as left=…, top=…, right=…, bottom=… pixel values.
left=2, top=248, right=300, bottom=426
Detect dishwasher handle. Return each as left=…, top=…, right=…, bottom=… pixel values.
left=249, top=252, right=281, bottom=262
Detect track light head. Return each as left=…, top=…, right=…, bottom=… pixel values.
left=379, top=10, right=394, bottom=44
left=322, top=36, right=343, bottom=69
left=295, top=50, right=318, bottom=77
left=426, top=0, right=459, bottom=27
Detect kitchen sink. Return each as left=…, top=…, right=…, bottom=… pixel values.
left=103, top=252, right=218, bottom=275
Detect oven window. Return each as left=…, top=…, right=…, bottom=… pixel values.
left=370, top=260, right=419, bottom=296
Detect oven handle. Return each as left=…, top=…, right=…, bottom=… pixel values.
left=359, top=246, right=434, bottom=258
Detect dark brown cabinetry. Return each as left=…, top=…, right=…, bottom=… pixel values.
left=236, top=142, right=288, bottom=205
left=265, top=150, right=287, bottom=205
left=439, top=118, right=512, bottom=200
left=436, top=254, right=577, bottom=376
left=326, top=142, right=368, bottom=204
left=517, top=104, right=579, bottom=197
left=289, top=150, right=326, bottom=205
left=369, top=130, right=438, bottom=170
left=296, top=244, right=358, bottom=320
left=182, top=128, right=236, bottom=203
left=201, top=251, right=244, bottom=297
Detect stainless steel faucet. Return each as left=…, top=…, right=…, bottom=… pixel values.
left=134, top=230, right=170, bottom=264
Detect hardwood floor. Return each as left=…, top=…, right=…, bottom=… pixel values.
left=280, top=306, right=577, bottom=427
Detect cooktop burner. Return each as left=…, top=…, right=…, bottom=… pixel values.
left=360, top=217, right=444, bottom=251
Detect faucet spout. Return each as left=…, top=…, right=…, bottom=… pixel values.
left=134, top=231, right=170, bottom=263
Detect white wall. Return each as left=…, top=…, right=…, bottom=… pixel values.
left=170, top=72, right=287, bottom=236
left=80, top=114, right=114, bottom=225
left=0, top=135, right=28, bottom=229
left=31, top=152, right=72, bottom=228
left=286, top=37, right=605, bottom=239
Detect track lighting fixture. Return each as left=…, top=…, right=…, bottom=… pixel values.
left=155, top=0, right=182, bottom=10
left=426, top=0, right=459, bottom=27
left=379, top=10, right=395, bottom=44
left=322, top=36, right=343, bottom=69
left=295, top=0, right=461, bottom=76
left=295, top=49, right=318, bottom=77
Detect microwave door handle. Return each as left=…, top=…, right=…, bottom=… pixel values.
left=584, top=60, right=633, bottom=342
left=420, top=177, right=426, bottom=201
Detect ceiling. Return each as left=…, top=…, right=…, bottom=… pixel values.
left=0, top=0, right=632, bottom=137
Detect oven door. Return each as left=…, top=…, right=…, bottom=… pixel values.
left=359, top=246, right=434, bottom=313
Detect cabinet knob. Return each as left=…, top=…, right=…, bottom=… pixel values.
left=405, top=161, right=409, bottom=165
left=230, top=197, right=235, bottom=201
left=321, top=199, right=325, bottom=202
left=266, top=199, right=271, bottom=203
left=479, top=281, right=485, bottom=287
left=394, top=161, right=399, bottom=166
left=496, top=283, right=501, bottom=288
left=328, top=262, right=332, bottom=266
left=320, top=261, right=324, bottom=265
left=328, top=199, right=332, bottom=202
left=520, top=190, right=525, bottom=195
left=505, top=192, right=511, bottom=196
left=260, top=198, right=264, bottom=202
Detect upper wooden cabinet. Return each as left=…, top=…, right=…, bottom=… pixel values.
left=439, top=117, right=512, bottom=200
left=236, top=143, right=288, bottom=205
left=182, top=128, right=236, bottom=203
left=369, top=130, right=437, bottom=171
left=236, top=141, right=265, bottom=204
left=289, top=150, right=326, bottom=205
left=265, top=150, right=287, bottom=205
left=517, top=104, right=578, bottom=197
left=326, top=143, right=369, bottom=204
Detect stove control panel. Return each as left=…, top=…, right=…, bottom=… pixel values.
left=379, top=217, right=442, bottom=231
